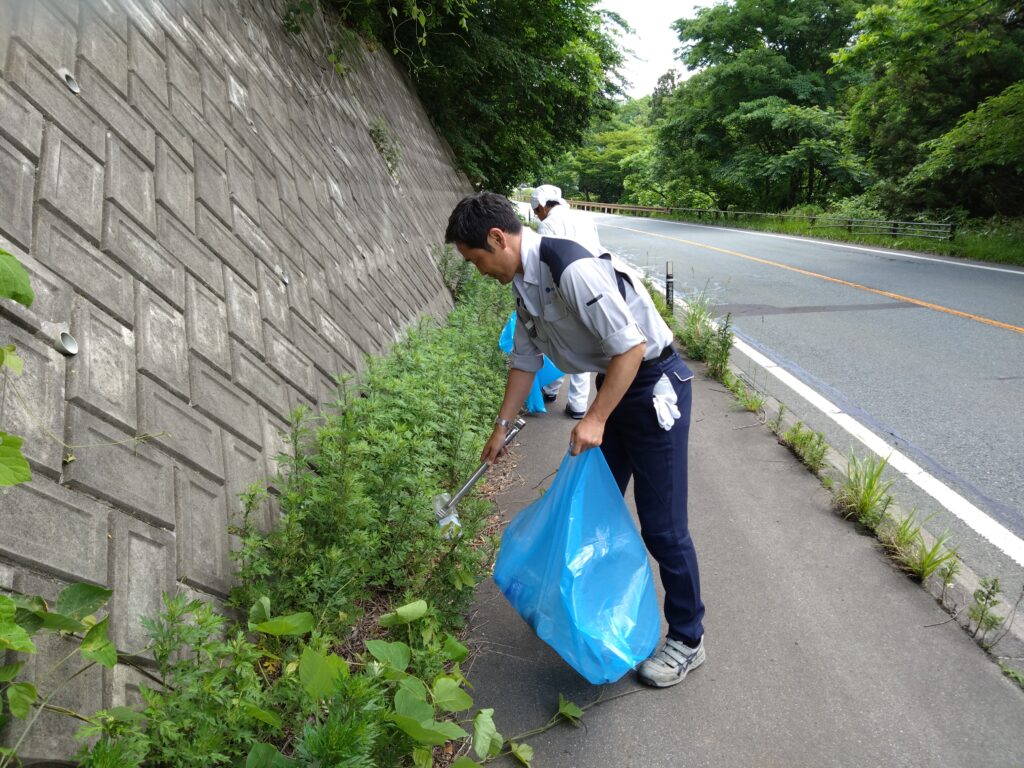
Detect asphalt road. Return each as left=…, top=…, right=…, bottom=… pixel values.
left=588, top=213, right=1024, bottom=592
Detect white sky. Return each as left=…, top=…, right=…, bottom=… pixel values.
left=598, top=1, right=711, bottom=98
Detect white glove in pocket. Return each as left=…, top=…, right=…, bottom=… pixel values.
left=652, top=373, right=680, bottom=431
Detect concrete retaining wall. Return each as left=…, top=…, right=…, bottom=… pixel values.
left=0, top=0, right=469, bottom=758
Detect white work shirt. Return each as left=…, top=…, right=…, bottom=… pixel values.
left=510, top=228, right=674, bottom=375
left=537, top=204, right=603, bottom=256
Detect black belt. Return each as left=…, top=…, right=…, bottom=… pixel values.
left=639, top=345, right=676, bottom=369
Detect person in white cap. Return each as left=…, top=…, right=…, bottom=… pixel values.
left=530, top=184, right=602, bottom=419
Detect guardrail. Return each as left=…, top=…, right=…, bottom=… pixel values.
left=514, top=195, right=957, bottom=241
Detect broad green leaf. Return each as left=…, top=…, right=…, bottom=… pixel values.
left=558, top=693, right=584, bottom=725
left=248, top=596, right=272, bottom=628
left=0, top=620, right=36, bottom=654
left=10, top=595, right=45, bottom=613
left=443, top=634, right=468, bottom=663
left=245, top=743, right=296, bottom=768
left=431, top=676, right=472, bottom=713
left=56, top=583, right=113, bottom=621
left=472, top=708, right=503, bottom=760
left=379, top=599, right=428, bottom=627
left=0, top=250, right=34, bottom=307
left=0, top=345, right=23, bottom=375
left=0, top=597, right=13, bottom=623
left=389, top=713, right=468, bottom=745
left=299, top=646, right=339, bottom=700
left=452, top=759, right=484, bottom=768
left=37, top=611, right=86, bottom=633
left=13, top=607, right=43, bottom=634
left=0, top=662, right=24, bottom=682
left=0, top=431, right=31, bottom=486
left=80, top=617, right=117, bottom=668
left=326, top=653, right=349, bottom=680
left=510, top=741, right=535, bottom=766
left=253, top=612, right=314, bottom=636
left=365, top=639, right=410, bottom=672
left=7, top=682, right=36, bottom=719
left=412, top=746, right=432, bottom=768
left=394, top=677, right=432, bottom=722
left=241, top=701, right=282, bottom=729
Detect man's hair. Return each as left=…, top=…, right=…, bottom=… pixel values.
left=445, top=191, right=523, bottom=251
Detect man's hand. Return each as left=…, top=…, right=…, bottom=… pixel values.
left=481, top=427, right=510, bottom=465
left=569, top=414, right=605, bottom=456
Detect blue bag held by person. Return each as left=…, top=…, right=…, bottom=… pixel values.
left=498, top=313, right=563, bottom=413
left=493, top=449, right=660, bottom=684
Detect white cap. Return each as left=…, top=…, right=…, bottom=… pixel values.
left=530, top=184, right=565, bottom=209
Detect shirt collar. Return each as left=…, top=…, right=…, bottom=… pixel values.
left=512, top=228, right=543, bottom=312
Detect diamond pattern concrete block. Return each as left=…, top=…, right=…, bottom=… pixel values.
left=0, top=78, right=44, bottom=160
left=156, top=137, right=195, bottom=230
left=253, top=158, right=282, bottom=221
left=194, top=145, right=230, bottom=225
left=167, top=39, right=202, bottom=110
left=290, top=312, right=336, bottom=378
left=64, top=405, right=174, bottom=527
left=157, top=207, right=224, bottom=297
left=0, top=247, right=71, bottom=337
left=128, top=73, right=191, bottom=163
left=108, top=511, right=175, bottom=653
left=256, top=259, right=289, bottom=333
left=106, top=134, right=157, bottom=235
left=199, top=55, right=229, bottom=114
left=7, top=42, right=106, bottom=161
left=38, top=126, right=104, bottom=241
left=80, top=6, right=128, bottom=95
left=136, top=283, right=189, bottom=398
left=317, top=310, right=356, bottom=370
left=225, top=266, right=264, bottom=355
left=169, top=84, right=224, bottom=165
left=128, top=21, right=168, bottom=104
left=198, top=206, right=257, bottom=289
left=233, top=202, right=276, bottom=268
left=103, top=206, right=185, bottom=312
left=276, top=160, right=301, bottom=214
left=104, top=664, right=147, bottom=710
left=174, top=466, right=231, bottom=596
left=227, top=148, right=259, bottom=220
left=0, top=321, right=64, bottom=476
left=222, top=431, right=267, bottom=530
left=122, top=0, right=166, bottom=50
left=138, top=376, right=225, bottom=481
left=4, top=628, right=104, bottom=760
left=0, top=474, right=108, bottom=583
left=77, top=59, right=155, bottom=165
left=10, top=0, right=76, bottom=75
left=259, top=405, right=290, bottom=480
left=0, top=135, right=34, bottom=250
left=189, top=355, right=261, bottom=447
left=67, top=296, right=137, bottom=432
left=186, top=275, right=230, bottom=375
left=264, top=323, right=317, bottom=401
left=231, top=340, right=287, bottom=416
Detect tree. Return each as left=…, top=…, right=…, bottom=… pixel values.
left=834, top=0, right=1024, bottom=211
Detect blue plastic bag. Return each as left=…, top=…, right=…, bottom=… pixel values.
left=499, top=313, right=564, bottom=413
left=493, top=449, right=660, bottom=684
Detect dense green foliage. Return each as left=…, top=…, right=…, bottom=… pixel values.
left=535, top=0, right=1024, bottom=232
left=3, top=264, right=521, bottom=766
left=293, top=0, right=626, bottom=191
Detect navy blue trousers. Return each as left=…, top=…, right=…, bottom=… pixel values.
left=598, top=352, right=705, bottom=647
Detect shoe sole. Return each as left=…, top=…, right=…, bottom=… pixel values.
left=637, top=647, right=706, bottom=688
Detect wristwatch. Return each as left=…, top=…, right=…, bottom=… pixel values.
left=494, top=417, right=513, bottom=432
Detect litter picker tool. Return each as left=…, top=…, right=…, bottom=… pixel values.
left=433, top=417, right=526, bottom=536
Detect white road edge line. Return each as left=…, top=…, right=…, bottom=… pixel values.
left=637, top=268, right=1024, bottom=567
left=733, top=334, right=1024, bottom=567
left=598, top=215, right=1024, bottom=276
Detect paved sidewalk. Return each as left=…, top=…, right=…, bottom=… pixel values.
left=465, top=367, right=1024, bottom=768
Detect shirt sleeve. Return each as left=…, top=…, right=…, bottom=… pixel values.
left=510, top=309, right=544, bottom=372
left=558, top=261, right=647, bottom=357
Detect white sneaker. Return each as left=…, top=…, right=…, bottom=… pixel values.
left=637, top=637, right=705, bottom=688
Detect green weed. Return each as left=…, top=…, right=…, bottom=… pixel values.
left=834, top=451, right=894, bottom=531
left=970, top=577, right=1004, bottom=646
left=723, top=371, right=765, bottom=417
left=780, top=420, right=829, bottom=474
left=904, top=529, right=958, bottom=583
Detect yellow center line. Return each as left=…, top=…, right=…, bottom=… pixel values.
left=610, top=224, right=1024, bottom=335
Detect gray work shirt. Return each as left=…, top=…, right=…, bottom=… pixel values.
left=510, top=228, right=674, bottom=375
